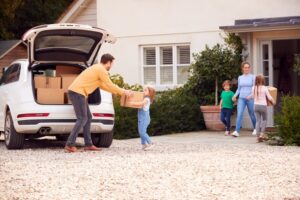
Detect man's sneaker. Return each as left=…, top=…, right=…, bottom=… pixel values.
left=224, top=131, right=230, bottom=136
left=84, top=145, right=101, bottom=151
left=64, top=145, right=77, bottom=153
left=232, top=131, right=239, bottom=137
left=252, top=129, right=257, bottom=136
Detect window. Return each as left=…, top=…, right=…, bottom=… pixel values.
left=142, top=44, right=190, bottom=87
left=0, top=64, right=21, bottom=85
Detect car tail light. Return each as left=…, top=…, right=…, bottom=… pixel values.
left=92, top=113, right=114, bottom=118
left=17, top=113, right=50, bottom=118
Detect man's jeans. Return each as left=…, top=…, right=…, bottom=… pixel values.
left=235, top=97, right=256, bottom=133
left=220, top=108, right=233, bottom=131
left=66, top=90, right=93, bottom=147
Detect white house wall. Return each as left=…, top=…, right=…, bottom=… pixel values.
left=97, top=0, right=300, bottom=84
left=69, top=0, right=97, bottom=27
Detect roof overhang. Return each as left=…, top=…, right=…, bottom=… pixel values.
left=220, top=16, right=300, bottom=33
left=56, top=0, right=93, bottom=23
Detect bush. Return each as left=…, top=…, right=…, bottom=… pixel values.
left=111, top=75, right=204, bottom=139
left=274, top=96, right=300, bottom=146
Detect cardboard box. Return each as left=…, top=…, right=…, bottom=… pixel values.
left=61, top=74, right=77, bottom=89
left=267, top=86, right=277, bottom=106
left=120, top=91, right=144, bottom=108
left=37, top=88, right=64, bottom=104
left=34, top=76, right=61, bottom=89
left=56, top=65, right=82, bottom=76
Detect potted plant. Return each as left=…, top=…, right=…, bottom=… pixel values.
left=189, top=34, right=242, bottom=130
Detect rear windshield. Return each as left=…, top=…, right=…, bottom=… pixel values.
left=35, top=35, right=96, bottom=53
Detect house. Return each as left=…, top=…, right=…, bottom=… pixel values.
left=0, top=40, right=27, bottom=75
left=58, top=0, right=300, bottom=128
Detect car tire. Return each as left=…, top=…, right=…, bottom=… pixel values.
left=55, top=135, right=69, bottom=141
left=92, top=132, right=113, bottom=148
left=4, top=111, right=24, bottom=149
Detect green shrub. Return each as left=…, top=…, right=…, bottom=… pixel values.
left=274, top=96, right=300, bottom=146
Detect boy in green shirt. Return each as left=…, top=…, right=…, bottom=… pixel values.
left=219, top=80, right=235, bottom=135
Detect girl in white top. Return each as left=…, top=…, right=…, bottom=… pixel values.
left=248, top=74, right=275, bottom=142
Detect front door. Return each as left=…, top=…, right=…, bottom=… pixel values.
left=259, top=40, right=274, bottom=126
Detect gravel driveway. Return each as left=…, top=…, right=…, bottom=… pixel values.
left=0, top=131, right=299, bottom=200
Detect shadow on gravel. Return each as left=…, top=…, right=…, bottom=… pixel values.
left=0, top=137, right=84, bottom=150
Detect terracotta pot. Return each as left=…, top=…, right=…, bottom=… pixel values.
left=200, top=105, right=225, bottom=131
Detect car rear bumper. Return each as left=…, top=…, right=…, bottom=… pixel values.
left=15, top=119, right=114, bottom=134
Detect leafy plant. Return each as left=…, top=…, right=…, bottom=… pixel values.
left=188, top=34, right=242, bottom=105
left=293, top=54, right=300, bottom=75
left=274, top=96, right=300, bottom=146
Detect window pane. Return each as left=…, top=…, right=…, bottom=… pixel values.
left=160, top=47, right=172, bottom=65
left=35, top=36, right=95, bottom=53
left=144, top=67, right=156, bottom=84
left=177, top=65, right=189, bottom=84
left=263, top=61, right=269, bottom=76
left=263, top=44, right=268, bottom=60
left=177, top=46, right=190, bottom=64
left=144, top=48, right=156, bottom=65
left=160, top=66, right=173, bottom=84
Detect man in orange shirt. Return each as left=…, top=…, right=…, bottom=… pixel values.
left=65, top=54, right=131, bottom=153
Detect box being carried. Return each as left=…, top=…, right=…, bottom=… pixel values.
left=267, top=86, right=277, bottom=106
left=120, top=91, right=144, bottom=108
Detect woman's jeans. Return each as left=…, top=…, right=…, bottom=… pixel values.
left=66, top=90, right=93, bottom=147
left=235, top=98, right=256, bottom=133
left=220, top=108, right=233, bottom=131
left=254, top=104, right=267, bottom=136
left=138, top=110, right=151, bottom=145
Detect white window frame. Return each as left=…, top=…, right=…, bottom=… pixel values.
left=141, top=43, right=190, bottom=91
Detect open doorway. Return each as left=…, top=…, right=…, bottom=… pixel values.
left=273, top=39, right=300, bottom=113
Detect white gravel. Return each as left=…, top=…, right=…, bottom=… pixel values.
left=0, top=132, right=299, bottom=200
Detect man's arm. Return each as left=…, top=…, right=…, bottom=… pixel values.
left=98, top=67, right=125, bottom=96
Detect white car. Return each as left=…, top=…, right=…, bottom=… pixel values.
left=0, top=24, right=117, bottom=149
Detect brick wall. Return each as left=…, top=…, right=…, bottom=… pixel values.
left=0, top=44, right=27, bottom=73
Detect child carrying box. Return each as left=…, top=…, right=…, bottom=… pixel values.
left=127, top=87, right=156, bottom=151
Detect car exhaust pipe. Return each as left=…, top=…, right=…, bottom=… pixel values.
left=38, top=127, right=51, bottom=134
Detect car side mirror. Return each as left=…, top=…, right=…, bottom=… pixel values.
left=2, top=67, right=7, bottom=74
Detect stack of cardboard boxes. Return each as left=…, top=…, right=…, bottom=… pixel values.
left=34, top=66, right=81, bottom=104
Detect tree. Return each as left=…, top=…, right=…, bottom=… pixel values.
left=0, top=0, right=73, bottom=40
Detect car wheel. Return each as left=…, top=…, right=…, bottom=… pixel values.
left=92, top=132, right=113, bottom=148
left=55, top=135, right=69, bottom=141
left=4, top=111, right=24, bottom=149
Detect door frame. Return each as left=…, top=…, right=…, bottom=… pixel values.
left=258, top=40, right=274, bottom=126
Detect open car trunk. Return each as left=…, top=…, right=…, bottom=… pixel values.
left=32, top=64, right=101, bottom=105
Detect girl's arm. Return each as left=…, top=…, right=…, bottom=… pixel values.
left=128, top=98, right=148, bottom=107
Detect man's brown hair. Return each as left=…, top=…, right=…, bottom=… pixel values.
left=100, top=54, right=115, bottom=64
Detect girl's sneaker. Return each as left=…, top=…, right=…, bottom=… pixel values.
left=144, top=143, right=154, bottom=151
left=232, top=131, right=239, bottom=137
left=142, top=144, right=148, bottom=150
left=224, top=131, right=230, bottom=136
